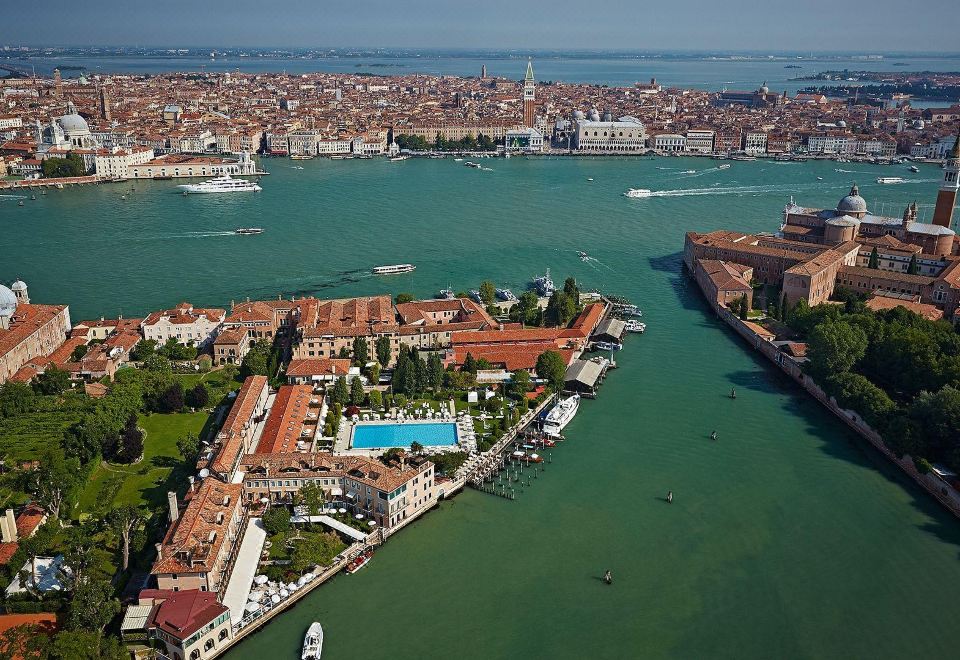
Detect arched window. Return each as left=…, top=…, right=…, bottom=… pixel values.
left=219, top=629, right=229, bottom=641
left=190, top=651, right=200, bottom=660
left=204, top=638, right=215, bottom=651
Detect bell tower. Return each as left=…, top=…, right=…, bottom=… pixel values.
left=932, top=131, right=959, bottom=229
left=522, top=59, right=536, bottom=128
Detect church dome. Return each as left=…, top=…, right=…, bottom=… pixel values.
left=58, top=113, right=90, bottom=135
left=0, top=285, right=17, bottom=317
left=10, top=280, right=26, bottom=292
left=837, top=184, right=867, bottom=214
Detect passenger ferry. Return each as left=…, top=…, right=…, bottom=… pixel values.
left=372, top=264, right=416, bottom=275
left=543, top=394, right=580, bottom=437
left=624, top=188, right=653, bottom=198
left=302, top=622, right=323, bottom=659
left=876, top=176, right=905, bottom=184
left=177, top=175, right=261, bottom=194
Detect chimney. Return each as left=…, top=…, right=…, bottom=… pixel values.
left=155, top=542, right=163, bottom=560
left=167, top=491, right=179, bottom=523
left=0, top=509, right=17, bottom=543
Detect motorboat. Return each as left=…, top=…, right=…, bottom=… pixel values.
left=717, top=164, right=731, bottom=170
left=464, top=161, right=481, bottom=168
left=235, top=228, right=264, bottom=235
left=613, top=303, right=642, bottom=317
left=302, top=622, right=323, bottom=659
left=624, top=188, right=653, bottom=198
left=495, top=288, right=518, bottom=302
left=681, top=169, right=696, bottom=174
left=909, top=165, right=920, bottom=173
left=577, top=250, right=589, bottom=261
left=389, top=155, right=410, bottom=161
left=625, top=319, right=646, bottom=333
left=290, top=154, right=314, bottom=160
left=469, top=290, right=484, bottom=303
left=439, top=288, right=455, bottom=300
left=543, top=394, right=580, bottom=437
left=876, top=177, right=905, bottom=184
left=532, top=269, right=555, bottom=296
left=593, top=341, right=622, bottom=352
left=372, top=264, right=416, bottom=275
left=586, top=177, right=594, bottom=181
left=345, top=550, right=373, bottom=574
left=177, top=175, right=261, bottom=193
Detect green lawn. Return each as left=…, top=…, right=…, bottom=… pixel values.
left=75, top=411, right=207, bottom=517
left=177, top=366, right=241, bottom=406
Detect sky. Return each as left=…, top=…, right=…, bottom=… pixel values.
left=2, top=0, right=957, bottom=52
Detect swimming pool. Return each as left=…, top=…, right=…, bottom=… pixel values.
left=351, top=422, right=459, bottom=450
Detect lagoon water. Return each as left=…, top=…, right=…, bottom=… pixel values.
left=4, top=157, right=960, bottom=657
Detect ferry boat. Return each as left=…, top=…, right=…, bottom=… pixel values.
left=543, top=394, right=580, bottom=437
left=593, top=341, right=622, bottom=352
left=290, top=154, right=314, bottom=160
left=532, top=269, right=555, bottom=297
left=624, top=188, right=653, bottom=198
left=495, top=288, right=518, bottom=302
left=177, top=175, right=261, bottom=194
left=345, top=550, right=373, bottom=574
left=234, top=228, right=264, bottom=235
left=625, top=319, right=646, bottom=333
left=302, top=622, right=324, bottom=659
left=876, top=176, right=905, bottom=184
left=372, top=264, right=416, bottom=275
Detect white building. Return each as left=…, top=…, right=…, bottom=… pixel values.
left=0, top=116, right=22, bottom=130
left=807, top=134, right=850, bottom=155
left=504, top=127, right=544, bottom=153
left=685, top=129, right=715, bottom=154
left=94, top=147, right=154, bottom=179
left=572, top=117, right=646, bottom=152
left=743, top=131, right=768, bottom=155
left=141, top=303, right=225, bottom=347
left=126, top=152, right=258, bottom=179
left=653, top=133, right=686, bottom=152
left=317, top=139, right=352, bottom=155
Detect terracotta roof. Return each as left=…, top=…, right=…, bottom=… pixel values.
left=0, top=304, right=68, bottom=361
left=865, top=296, right=944, bottom=321
left=148, top=589, right=227, bottom=641
left=213, top=327, right=248, bottom=345
left=285, top=358, right=352, bottom=378
left=240, top=452, right=428, bottom=494
left=211, top=375, right=268, bottom=476
left=255, top=385, right=316, bottom=454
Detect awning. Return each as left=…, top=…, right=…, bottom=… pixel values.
left=330, top=487, right=343, bottom=496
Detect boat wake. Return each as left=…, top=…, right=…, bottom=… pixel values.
left=0, top=194, right=28, bottom=200
left=632, top=184, right=816, bottom=199
left=481, top=167, right=494, bottom=172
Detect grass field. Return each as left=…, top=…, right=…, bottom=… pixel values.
left=74, top=411, right=207, bottom=518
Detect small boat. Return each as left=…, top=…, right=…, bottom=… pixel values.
left=613, top=303, right=642, bottom=317
left=577, top=250, right=589, bottom=261
left=909, top=165, right=920, bottom=173
left=586, top=177, right=594, bottom=181
left=345, top=550, right=373, bottom=574
left=330, top=155, right=346, bottom=160
left=292, top=166, right=305, bottom=170
left=121, top=195, right=126, bottom=200
left=681, top=169, right=696, bottom=174
left=876, top=176, right=905, bottom=184
left=302, top=622, right=323, bottom=660
left=372, top=264, right=416, bottom=275
left=438, top=288, right=455, bottom=300
left=30, top=194, right=36, bottom=200
left=717, top=164, right=731, bottom=170
left=454, top=158, right=463, bottom=162
left=389, top=155, right=410, bottom=161
left=817, top=176, right=824, bottom=180
left=623, top=188, right=653, bottom=198
left=17, top=200, right=24, bottom=207
left=235, top=228, right=264, bottom=235
left=593, top=341, right=622, bottom=351
left=495, top=288, right=518, bottom=302
left=532, top=269, right=555, bottom=296
left=469, top=290, right=483, bottom=303
left=625, top=319, right=646, bottom=333
left=521, top=453, right=543, bottom=464
left=464, top=161, right=481, bottom=168
left=290, top=154, right=314, bottom=160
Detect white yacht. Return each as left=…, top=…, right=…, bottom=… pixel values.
left=302, top=622, right=323, bottom=659
left=372, top=264, right=416, bottom=275
left=624, top=188, right=653, bottom=198
left=543, top=394, right=580, bottom=437
left=177, top=175, right=261, bottom=194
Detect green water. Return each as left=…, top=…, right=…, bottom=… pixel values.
left=4, top=157, right=960, bottom=658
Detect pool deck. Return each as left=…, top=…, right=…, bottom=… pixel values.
left=333, top=403, right=476, bottom=457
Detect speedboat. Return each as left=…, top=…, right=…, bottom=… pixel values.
left=389, top=155, right=410, bottom=161
left=543, top=394, right=580, bottom=437
left=302, top=622, right=323, bottom=659
left=464, top=161, right=481, bottom=168
left=681, top=169, right=696, bottom=174
left=624, top=188, right=653, bottom=198
left=593, top=341, right=622, bottom=352
left=235, top=228, right=264, bottom=235
left=469, top=290, right=484, bottom=303
left=439, top=288, right=455, bottom=300
left=345, top=550, right=373, bottom=574
left=586, top=177, right=594, bottom=181
left=909, top=165, right=920, bottom=173
left=177, top=175, right=261, bottom=193
left=717, top=164, right=731, bottom=170
left=577, top=250, right=589, bottom=261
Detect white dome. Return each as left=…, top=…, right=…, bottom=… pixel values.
left=10, top=280, right=26, bottom=292
left=58, top=114, right=90, bottom=135
left=0, top=285, right=17, bottom=317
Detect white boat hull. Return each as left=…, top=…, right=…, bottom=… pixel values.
left=543, top=395, right=580, bottom=436
left=302, top=622, right=323, bottom=659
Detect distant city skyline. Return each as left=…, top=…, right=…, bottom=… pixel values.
left=2, top=0, right=957, bottom=52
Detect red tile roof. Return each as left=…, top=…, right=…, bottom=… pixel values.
left=255, top=385, right=316, bottom=454
left=148, top=589, right=227, bottom=641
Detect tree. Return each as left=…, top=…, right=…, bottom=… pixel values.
left=177, top=432, right=202, bottom=467
left=479, top=280, right=497, bottom=305
left=352, top=336, right=369, bottom=365
left=868, top=247, right=879, bottom=269
left=48, top=630, right=127, bottom=660
left=290, top=530, right=341, bottom=573
left=0, top=381, right=35, bottom=418
left=907, top=253, right=918, bottom=275
left=0, top=623, right=49, bottom=660
left=462, top=352, right=477, bottom=374
left=512, top=291, right=541, bottom=327
left=129, top=339, right=156, bottom=362
left=70, top=343, right=89, bottom=362
left=368, top=362, right=381, bottom=385
left=337, top=346, right=350, bottom=359
left=508, top=369, right=532, bottom=399
left=332, top=376, right=350, bottom=407
left=158, top=382, right=184, bottom=413
left=34, top=366, right=70, bottom=395
left=297, top=482, right=326, bottom=517
left=395, top=293, right=415, bottom=304
left=911, top=385, right=960, bottom=466
left=563, top=277, right=580, bottom=308
left=115, top=413, right=143, bottom=463
left=106, top=505, right=147, bottom=572
left=68, top=578, right=120, bottom=634
left=41, top=152, right=86, bottom=178
left=806, top=320, right=868, bottom=382
left=545, top=291, right=576, bottom=327
left=261, top=506, right=291, bottom=536
left=349, top=376, right=366, bottom=406
left=738, top=293, right=749, bottom=320
left=427, top=352, right=444, bottom=391
left=240, top=340, right=271, bottom=379
left=63, top=521, right=98, bottom=585
left=26, top=445, right=79, bottom=519
left=369, top=389, right=383, bottom=410
left=410, top=441, right=424, bottom=455
left=375, top=335, right=392, bottom=367
left=185, top=382, right=209, bottom=408
left=826, top=372, right=895, bottom=428
left=536, top=350, right=567, bottom=390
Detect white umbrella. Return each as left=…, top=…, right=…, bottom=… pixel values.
left=254, top=575, right=269, bottom=585
left=368, top=520, right=377, bottom=526
left=355, top=513, right=364, bottom=519
left=247, top=591, right=263, bottom=602
left=279, top=589, right=289, bottom=598
left=338, top=508, right=347, bottom=514
left=297, top=576, right=308, bottom=587
left=245, top=602, right=260, bottom=613
left=270, top=594, right=281, bottom=604
left=286, top=582, right=297, bottom=591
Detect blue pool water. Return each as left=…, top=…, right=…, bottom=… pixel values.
left=350, top=423, right=459, bottom=449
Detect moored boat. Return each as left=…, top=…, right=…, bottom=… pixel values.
left=345, top=550, right=373, bottom=574
left=302, top=622, right=324, bottom=659
left=625, top=319, right=646, bottom=333
left=495, top=288, right=518, bottom=302
left=532, top=268, right=555, bottom=296
left=593, top=341, right=622, bottom=351
left=543, top=394, right=580, bottom=437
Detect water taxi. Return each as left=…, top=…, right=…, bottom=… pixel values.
left=577, top=250, right=589, bottom=261
left=464, top=161, right=481, bottom=168
left=624, top=188, right=653, bottom=198
left=372, top=264, right=416, bottom=275
left=717, top=163, right=732, bottom=170
left=302, top=622, right=323, bottom=659
left=345, top=550, right=373, bottom=574
left=543, top=394, right=580, bottom=437
left=876, top=176, right=905, bottom=184
left=389, top=155, right=410, bottom=161
left=909, top=165, right=920, bottom=173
